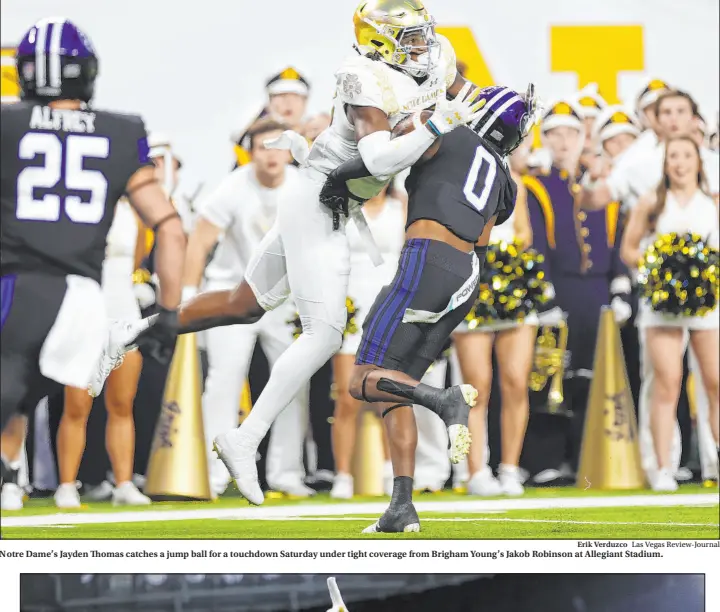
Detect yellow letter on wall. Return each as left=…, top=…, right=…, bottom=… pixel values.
left=436, top=26, right=495, bottom=87
left=550, top=26, right=644, bottom=103
left=1, top=48, right=20, bottom=103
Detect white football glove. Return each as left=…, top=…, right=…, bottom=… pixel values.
left=427, top=82, right=485, bottom=136
left=326, top=577, right=348, bottom=612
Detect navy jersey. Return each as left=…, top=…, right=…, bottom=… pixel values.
left=405, top=125, right=517, bottom=243
left=0, top=102, right=152, bottom=282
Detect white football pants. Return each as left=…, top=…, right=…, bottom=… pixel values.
left=201, top=279, right=309, bottom=495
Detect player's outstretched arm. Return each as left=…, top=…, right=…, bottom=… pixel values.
left=347, top=83, right=483, bottom=182
left=126, top=166, right=186, bottom=310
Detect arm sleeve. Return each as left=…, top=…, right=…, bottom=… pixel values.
left=197, top=171, right=241, bottom=231
left=329, top=155, right=373, bottom=182
left=356, top=128, right=435, bottom=181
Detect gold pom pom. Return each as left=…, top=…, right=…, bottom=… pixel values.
left=637, top=232, right=719, bottom=317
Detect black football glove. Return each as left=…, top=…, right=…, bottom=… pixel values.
left=130, top=306, right=179, bottom=365
left=319, top=170, right=351, bottom=230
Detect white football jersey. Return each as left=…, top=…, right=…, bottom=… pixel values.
left=306, top=34, right=458, bottom=199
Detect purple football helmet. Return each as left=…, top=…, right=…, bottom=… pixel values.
left=16, top=18, right=98, bottom=103
left=469, top=83, right=539, bottom=156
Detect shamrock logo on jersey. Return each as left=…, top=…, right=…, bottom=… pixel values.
left=343, top=73, right=362, bottom=97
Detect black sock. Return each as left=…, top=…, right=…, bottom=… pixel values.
left=376, top=379, right=444, bottom=415
left=390, top=476, right=413, bottom=507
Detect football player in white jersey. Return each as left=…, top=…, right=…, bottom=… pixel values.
left=130, top=0, right=486, bottom=507
left=182, top=118, right=312, bottom=499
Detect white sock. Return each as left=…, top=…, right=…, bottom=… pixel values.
left=238, top=320, right=341, bottom=447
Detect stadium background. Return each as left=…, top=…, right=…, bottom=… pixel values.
left=2, top=0, right=718, bottom=189
left=0, top=0, right=718, bottom=538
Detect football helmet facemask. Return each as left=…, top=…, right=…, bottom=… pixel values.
left=354, top=0, right=440, bottom=78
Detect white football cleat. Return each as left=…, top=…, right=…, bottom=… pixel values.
left=88, top=316, right=156, bottom=397
left=213, top=430, right=264, bottom=506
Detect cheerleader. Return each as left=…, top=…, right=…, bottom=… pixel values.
left=451, top=163, right=536, bottom=497
left=330, top=186, right=405, bottom=499
left=54, top=199, right=151, bottom=507
left=621, top=135, right=719, bottom=491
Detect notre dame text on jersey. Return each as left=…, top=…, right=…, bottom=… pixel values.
left=0, top=101, right=152, bottom=282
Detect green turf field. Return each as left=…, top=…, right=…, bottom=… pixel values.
left=2, top=484, right=718, bottom=539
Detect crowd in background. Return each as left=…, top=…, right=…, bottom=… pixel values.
left=2, top=54, right=719, bottom=511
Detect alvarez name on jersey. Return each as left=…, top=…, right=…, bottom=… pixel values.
left=306, top=34, right=457, bottom=200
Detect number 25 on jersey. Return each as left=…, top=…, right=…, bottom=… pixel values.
left=16, top=132, right=110, bottom=224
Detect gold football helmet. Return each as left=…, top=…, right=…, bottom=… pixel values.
left=353, top=0, right=440, bottom=78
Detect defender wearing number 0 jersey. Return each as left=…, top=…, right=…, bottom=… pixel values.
left=0, top=18, right=186, bottom=441
left=319, top=83, right=539, bottom=533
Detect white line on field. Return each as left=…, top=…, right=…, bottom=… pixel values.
left=220, top=516, right=718, bottom=528
left=1, top=493, right=717, bottom=528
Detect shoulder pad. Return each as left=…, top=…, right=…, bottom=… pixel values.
left=335, top=55, right=392, bottom=113
left=436, top=34, right=458, bottom=88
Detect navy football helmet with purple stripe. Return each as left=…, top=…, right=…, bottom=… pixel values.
left=16, top=18, right=98, bottom=103
left=469, top=83, right=540, bottom=156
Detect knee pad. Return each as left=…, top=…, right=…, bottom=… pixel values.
left=300, top=316, right=343, bottom=355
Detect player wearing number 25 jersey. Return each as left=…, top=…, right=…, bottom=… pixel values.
left=0, top=18, right=186, bottom=435
left=319, top=84, right=539, bottom=533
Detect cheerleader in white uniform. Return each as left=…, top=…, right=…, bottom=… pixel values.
left=451, top=168, right=536, bottom=497
left=621, top=135, right=719, bottom=491
left=55, top=199, right=151, bottom=508
left=330, top=186, right=405, bottom=499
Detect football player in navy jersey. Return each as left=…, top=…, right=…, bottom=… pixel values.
left=0, top=18, right=185, bottom=488
left=318, top=84, right=539, bottom=533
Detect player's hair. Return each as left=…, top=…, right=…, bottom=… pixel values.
left=649, top=134, right=709, bottom=230
left=653, top=89, right=698, bottom=117
left=246, top=118, right=289, bottom=150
